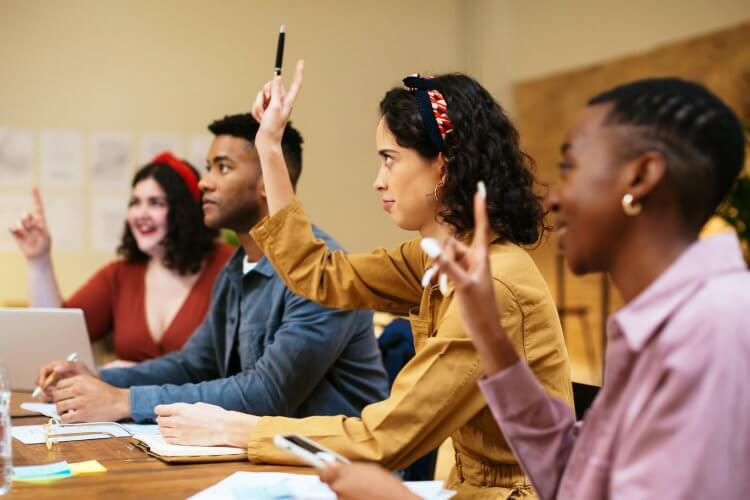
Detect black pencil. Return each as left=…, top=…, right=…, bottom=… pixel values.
left=274, top=25, right=285, bottom=76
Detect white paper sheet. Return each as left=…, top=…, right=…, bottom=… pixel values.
left=90, top=131, right=132, bottom=187
left=0, top=127, right=34, bottom=187
left=19, top=402, right=59, bottom=418
left=0, top=193, right=32, bottom=250
left=40, top=130, right=83, bottom=188
left=140, top=132, right=181, bottom=163
left=122, top=424, right=161, bottom=436
left=187, top=133, right=213, bottom=172
left=17, top=405, right=162, bottom=435
left=131, top=434, right=245, bottom=457
left=189, top=471, right=455, bottom=500
left=13, top=423, right=128, bottom=445
left=90, top=195, right=128, bottom=252
left=41, top=192, right=84, bottom=251
left=11, top=422, right=159, bottom=445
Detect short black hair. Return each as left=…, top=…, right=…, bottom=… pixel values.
left=118, top=160, right=218, bottom=275
left=380, top=73, right=547, bottom=245
left=207, top=113, right=304, bottom=188
left=589, top=78, right=747, bottom=229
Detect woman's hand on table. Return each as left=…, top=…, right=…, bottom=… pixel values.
left=155, top=402, right=259, bottom=448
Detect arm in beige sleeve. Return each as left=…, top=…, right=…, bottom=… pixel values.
left=250, top=199, right=426, bottom=314
left=246, top=282, right=528, bottom=469
left=245, top=259, right=575, bottom=472
left=248, top=332, right=485, bottom=470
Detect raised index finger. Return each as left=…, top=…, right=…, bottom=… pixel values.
left=473, top=181, right=491, bottom=250
left=32, top=187, right=46, bottom=219
left=283, top=59, right=305, bottom=112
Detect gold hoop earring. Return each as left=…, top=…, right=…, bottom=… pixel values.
left=622, top=193, right=642, bottom=216
left=433, top=181, right=444, bottom=202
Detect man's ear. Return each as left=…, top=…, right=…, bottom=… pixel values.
left=619, top=151, right=668, bottom=204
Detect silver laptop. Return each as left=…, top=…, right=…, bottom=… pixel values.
left=0, top=308, right=96, bottom=391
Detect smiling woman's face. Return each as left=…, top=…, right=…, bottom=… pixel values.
left=549, top=103, right=632, bottom=275
left=126, top=177, right=169, bottom=258
left=372, top=118, right=444, bottom=234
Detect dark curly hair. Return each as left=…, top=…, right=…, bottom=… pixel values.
left=117, top=160, right=218, bottom=275
left=380, top=73, right=547, bottom=244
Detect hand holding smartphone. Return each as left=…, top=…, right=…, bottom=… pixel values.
left=273, top=434, right=350, bottom=469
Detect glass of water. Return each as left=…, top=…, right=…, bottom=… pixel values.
left=0, top=366, right=11, bottom=495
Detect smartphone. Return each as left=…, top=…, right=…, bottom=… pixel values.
left=273, top=434, right=350, bottom=469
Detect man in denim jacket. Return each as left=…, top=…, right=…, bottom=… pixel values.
left=39, top=114, right=388, bottom=424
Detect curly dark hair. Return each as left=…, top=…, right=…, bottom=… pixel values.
left=380, top=73, right=547, bottom=244
left=117, top=160, right=218, bottom=275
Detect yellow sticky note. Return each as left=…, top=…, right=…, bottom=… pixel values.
left=13, top=477, right=68, bottom=485
left=69, top=460, right=107, bottom=475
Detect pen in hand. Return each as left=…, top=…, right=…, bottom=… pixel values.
left=32, top=351, right=79, bottom=398
left=274, top=24, right=285, bottom=76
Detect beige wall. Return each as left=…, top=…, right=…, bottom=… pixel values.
left=0, top=0, right=461, bottom=303
left=1, top=0, right=749, bottom=307
left=462, top=0, right=750, bottom=113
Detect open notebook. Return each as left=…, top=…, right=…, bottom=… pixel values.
left=130, top=434, right=247, bottom=463
left=12, top=409, right=245, bottom=464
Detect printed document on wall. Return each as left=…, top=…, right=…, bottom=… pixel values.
left=91, top=195, right=127, bottom=252
left=0, top=128, right=33, bottom=188
left=0, top=193, right=32, bottom=250
left=41, top=130, right=83, bottom=188
left=42, top=192, right=84, bottom=251
left=90, top=132, right=132, bottom=187
left=140, top=132, right=181, bottom=163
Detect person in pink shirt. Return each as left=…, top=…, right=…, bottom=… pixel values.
left=319, top=78, right=749, bottom=499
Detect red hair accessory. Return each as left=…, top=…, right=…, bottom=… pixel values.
left=426, top=89, right=453, bottom=139
left=403, top=74, right=454, bottom=152
left=151, top=151, right=201, bottom=201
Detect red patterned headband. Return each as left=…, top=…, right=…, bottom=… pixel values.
left=403, top=74, right=454, bottom=152
left=151, top=151, right=201, bottom=201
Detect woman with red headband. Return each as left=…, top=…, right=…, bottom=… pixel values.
left=9, top=152, right=233, bottom=365
left=154, top=63, right=571, bottom=499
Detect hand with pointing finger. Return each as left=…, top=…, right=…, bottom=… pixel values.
left=8, top=187, right=52, bottom=260
left=252, top=59, right=304, bottom=144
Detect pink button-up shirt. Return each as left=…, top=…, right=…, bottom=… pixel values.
left=479, top=233, right=750, bottom=499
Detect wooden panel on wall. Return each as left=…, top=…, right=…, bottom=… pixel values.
left=515, top=21, right=750, bottom=385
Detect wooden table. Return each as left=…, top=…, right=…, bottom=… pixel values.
left=7, top=391, right=312, bottom=498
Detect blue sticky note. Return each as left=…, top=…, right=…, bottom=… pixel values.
left=13, top=461, right=73, bottom=480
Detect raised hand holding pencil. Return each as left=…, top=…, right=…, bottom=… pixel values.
left=274, top=24, right=285, bottom=76
left=251, top=25, right=304, bottom=217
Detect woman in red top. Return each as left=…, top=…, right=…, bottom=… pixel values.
left=9, top=152, right=233, bottom=365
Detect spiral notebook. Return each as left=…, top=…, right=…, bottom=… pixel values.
left=129, top=434, right=247, bottom=463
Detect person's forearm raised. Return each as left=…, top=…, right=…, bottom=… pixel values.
left=27, top=252, right=63, bottom=307
left=8, top=188, right=63, bottom=307
left=252, top=60, right=304, bottom=216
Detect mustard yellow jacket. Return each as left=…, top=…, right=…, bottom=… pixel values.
left=248, top=199, right=572, bottom=499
